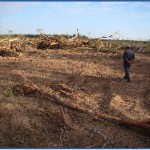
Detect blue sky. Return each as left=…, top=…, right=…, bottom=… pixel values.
left=0, top=2, right=150, bottom=40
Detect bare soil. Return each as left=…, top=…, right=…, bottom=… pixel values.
left=0, top=48, right=150, bottom=148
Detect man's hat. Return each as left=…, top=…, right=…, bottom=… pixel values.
left=126, top=45, right=131, bottom=49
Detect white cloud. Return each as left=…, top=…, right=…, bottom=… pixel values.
left=126, top=11, right=150, bottom=19
left=74, top=2, right=91, bottom=5
left=0, top=2, right=41, bottom=14
left=65, top=7, right=86, bottom=15
left=129, top=2, right=150, bottom=9
left=139, top=2, right=150, bottom=9
left=99, top=2, right=128, bottom=6
left=61, top=2, right=114, bottom=15
left=44, top=2, right=64, bottom=8
left=1, top=1, right=150, bottom=19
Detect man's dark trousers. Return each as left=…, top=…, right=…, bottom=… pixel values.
left=124, top=64, right=131, bottom=82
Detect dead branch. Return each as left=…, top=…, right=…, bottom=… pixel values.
left=89, top=125, right=113, bottom=148
left=90, top=125, right=111, bottom=140
left=59, top=128, right=64, bottom=143
left=59, top=106, right=78, bottom=130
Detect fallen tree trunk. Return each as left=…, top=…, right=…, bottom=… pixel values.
left=13, top=82, right=150, bottom=130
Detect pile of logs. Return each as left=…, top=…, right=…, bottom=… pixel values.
left=0, top=36, right=30, bottom=57
left=37, top=39, right=61, bottom=49
left=0, top=34, right=136, bottom=55
left=0, top=34, right=113, bottom=52
left=36, top=34, right=108, bottom=50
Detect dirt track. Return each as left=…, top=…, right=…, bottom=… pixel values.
left=0, top=48, right=150, bottom=148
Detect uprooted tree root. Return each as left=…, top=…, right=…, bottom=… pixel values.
left=12, top=82, right=150, bottom=130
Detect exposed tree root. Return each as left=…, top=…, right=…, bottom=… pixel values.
left=12, top=82, right=150, bottom=130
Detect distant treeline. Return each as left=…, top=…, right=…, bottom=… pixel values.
left=0, top=34, right=52, bottom=38
left=0, top=34, right=149, bottom=42
left=0, top=34, right=89, bottom=39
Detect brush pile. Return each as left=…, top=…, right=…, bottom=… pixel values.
left=36, top=34, right=107, bottom=50
left=0, top=35, right=29, bottom=57
left=0, top=34, right=149, bottom=57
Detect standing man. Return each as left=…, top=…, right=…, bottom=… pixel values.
left=123, top=45, right=135, bottom=82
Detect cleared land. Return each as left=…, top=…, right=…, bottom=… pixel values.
left=0, top=37, right=150, bottom=148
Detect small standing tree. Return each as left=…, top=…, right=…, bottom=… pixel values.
left=8, top=30, right=13, bottom=48
left=0, top=23, right=2, bottom=35
left=36, top=28, right=43, bottom=34
left=8, top=30, right=13, bottom=38
left=36, top=28, right=44, bottom=41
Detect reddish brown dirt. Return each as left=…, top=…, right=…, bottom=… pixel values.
left=0, top=48, right=150, bottom=148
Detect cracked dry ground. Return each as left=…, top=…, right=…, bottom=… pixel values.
left=0, top=48, right=150, bottom=148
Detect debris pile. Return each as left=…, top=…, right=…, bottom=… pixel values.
left=36, top=34, right=108, bottom=50
left=37, top=35, right=61, bottom=49
left=0, top=36, right=29, bottom=57
left=0, top=34, right=149, bottom=56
